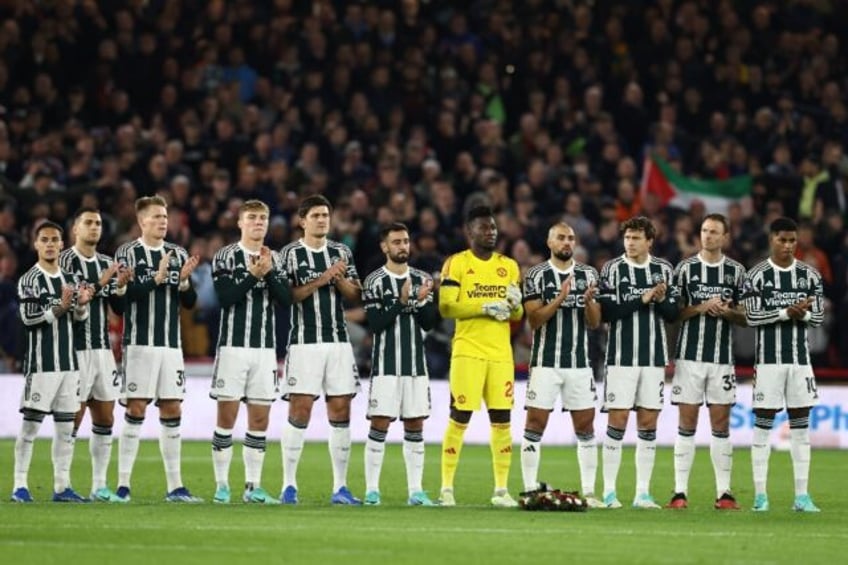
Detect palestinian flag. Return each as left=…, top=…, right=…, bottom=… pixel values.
left=641, top=155, right=752, bottom=214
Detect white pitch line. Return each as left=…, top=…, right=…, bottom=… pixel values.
left=2, top=522, right=846, bottom=540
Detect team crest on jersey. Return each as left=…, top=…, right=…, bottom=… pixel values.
left=672, top=386, right=681, bottom=395
left=575, top=279, right=586, bottom=291
left=798, top=278, right=808, bottom=289
left=526, top=390, right=536, bottom=400
left=169, top=255, right=180, bottom=267
left=725, top=274, right=735, bottom=285
left=369, top=398, right=378, bottom=408
left=606, top=393, right=615, bottom=402
left=127, top=383, right=138, bottom=392
left=497, top=267, right=507, bottom=277
left=287, top=377, right=297, bottom=386
left=652, top=273, right=664, bottom=284
left=32, top=393, right=41, bottom=402
left=215, top=379, right=225, bottom=388
left=755, top=392, right=765, bottom=402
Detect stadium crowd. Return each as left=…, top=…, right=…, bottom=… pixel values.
left=1, top=0, right=847, bottom=376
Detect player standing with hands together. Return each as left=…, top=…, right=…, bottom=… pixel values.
left=597, top=216, right=679, bottom=509
left=12, top=221, right=94, bottom=502
left=362, top=223, right=438, bottom=506
left=114, top=196, right=202, bottom=502
left=210, top=200, right=291, bottom=504
left=279, top=195, right=363, bottom=505
left=521, top=222, right=602, bottom=505
left=743, top=217, right=824, bottom=512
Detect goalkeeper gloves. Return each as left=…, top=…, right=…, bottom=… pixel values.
left=506, top=283, right=522, bottom=310
left=482, top=300, right=511, bottom=321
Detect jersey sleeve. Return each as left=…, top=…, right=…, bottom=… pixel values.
left=733, top=263, right=747, bottom=305
left=438, top=253, right=482, bottom=320
left=522, top=267, right=542, bottom=302
left=213, top=247, right=256, bottom=309
left=278, top=244, right=297, bottom=285
left=267, top=250, right=292, bottom=306
left=598, top=260, right=636, bottom=321
left=342, top=245, right=359, bottom=283
left=18, top=276, right=54, bottom=327
left=655, top=261, right=680, bottom=321
left=806, top=267, right=825, bottom=327
left=743, top=271, right=780, bottom=326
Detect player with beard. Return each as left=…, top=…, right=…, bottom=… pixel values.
left=520, top=222, right=602, bottom=506
left=59, top=208, right=133, bottom=502
left=361, top=223, right=438, bottom=506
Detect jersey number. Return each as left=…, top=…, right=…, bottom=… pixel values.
left=176, top=370, right=186, bottom=390
left=504, top=381, right=513, bottom=398
left=806, top=378, right=818, bottom=396
left=721, top=374, right=736, bottom=392
left=112, top=370, right=120, bottom=388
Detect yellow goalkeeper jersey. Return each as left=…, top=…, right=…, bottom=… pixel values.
left=439, top=249, right=522, bottom=363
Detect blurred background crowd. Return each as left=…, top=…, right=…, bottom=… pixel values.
left=1, top=0, right=847, bottom=377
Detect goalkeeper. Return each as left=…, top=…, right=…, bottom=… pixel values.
left=437, top=206, right=523, bottom=507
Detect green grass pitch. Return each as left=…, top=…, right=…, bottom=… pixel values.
left=0, top=439, right=844, bottom=564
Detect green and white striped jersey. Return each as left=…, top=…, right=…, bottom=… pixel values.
left=743, top=258, right=824, bottom=365
left=17, top=264, right=83, bottom=373
left=115, top=239, right=195, bottom=348
left=674, top=253, right=746, bottom=364
left=280, top=239, right=359, bottom=345
left=523, top=260, right=599, bottom=369
left=598, top=254, right=679, bottom=367
left=213, top=243, right=291, bottom=349
left=59, top=247, right=122, bottom=351
left=362, top=266, right=436, bottom=377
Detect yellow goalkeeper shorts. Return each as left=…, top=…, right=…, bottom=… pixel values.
left=449, top=355, right=514, bottom=411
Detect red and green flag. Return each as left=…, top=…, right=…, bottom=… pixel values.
left=640, top=155, right=752, bottom=214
